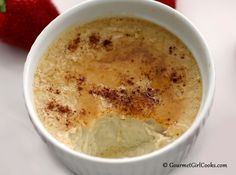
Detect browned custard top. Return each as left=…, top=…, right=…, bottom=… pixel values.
left=33, top=17, right=202, bottom=147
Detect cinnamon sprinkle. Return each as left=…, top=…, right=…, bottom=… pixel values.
left=88, top=86, right=159, bottom=116
left=89, top=33, right=100, bottom=47
left=46, top=99, right=72, bottom=115
left=102, top=39, right=113, bottom=51
left=67, top=34, right=81, bottom=52
left=46, top=87, right=61, bottom=95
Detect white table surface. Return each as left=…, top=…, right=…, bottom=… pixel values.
left=0, top=0, right=235, bottom=174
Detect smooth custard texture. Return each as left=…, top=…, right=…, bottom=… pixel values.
left=33, top=17, right=202, bottom=158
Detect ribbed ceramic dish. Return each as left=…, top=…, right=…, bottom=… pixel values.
left=23, top=0, right=215, bottom=174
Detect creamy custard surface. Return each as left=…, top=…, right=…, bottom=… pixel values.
left=33, top=17, right=202, bottom=158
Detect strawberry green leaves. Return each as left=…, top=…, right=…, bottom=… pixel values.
left=0, top=0, right=6, bottom=13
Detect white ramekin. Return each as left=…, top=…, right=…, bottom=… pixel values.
left=23, top=0, right=215, bottom=174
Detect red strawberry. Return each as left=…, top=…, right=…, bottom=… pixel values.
left=156, top=0, right=176, bottom=9
left=0, top=0, right=59, bottom=50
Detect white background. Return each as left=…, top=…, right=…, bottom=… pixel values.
left=0, top=0, right=235, bottom=174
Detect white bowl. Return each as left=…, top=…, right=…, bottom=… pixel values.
left=23, top=0, right=215, bottom=174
